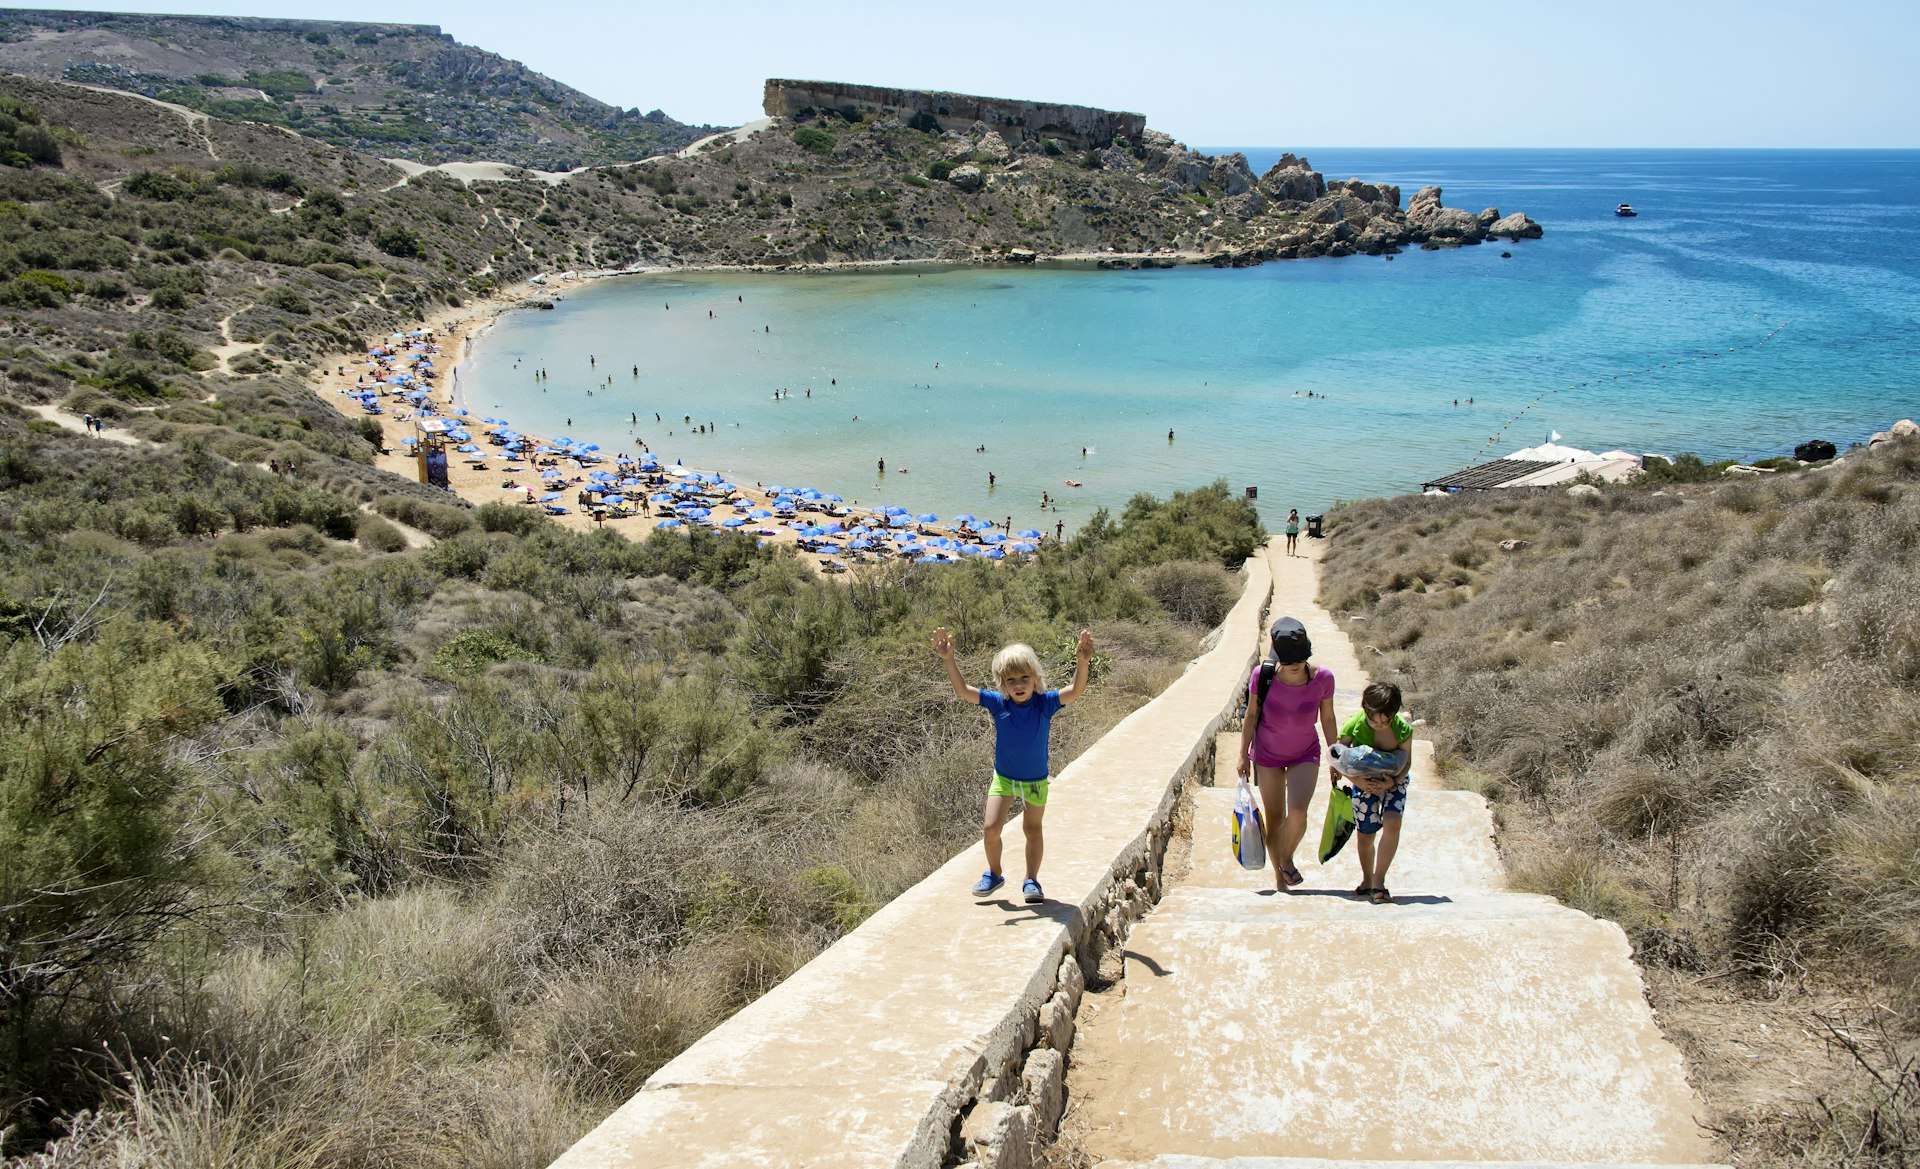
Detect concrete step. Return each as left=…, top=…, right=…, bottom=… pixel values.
left=1069, top=909, right=1715, bottom=1165
left=1150, top=886, right=1573, bottom=926
left=1184, top=784, right=1505, bottom=895
left=1090, top=1151, right=1735, bottom=1159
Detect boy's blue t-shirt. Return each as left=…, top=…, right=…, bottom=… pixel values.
left=978, top=689, right=1063, bottom=781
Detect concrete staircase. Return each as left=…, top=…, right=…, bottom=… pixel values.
left=1066, top=541, right=1719, bottom=1168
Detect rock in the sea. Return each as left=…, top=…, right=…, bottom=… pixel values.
left=948, top=164, right=984, bottom=193
left=1477, top=207, right=1501, bottom=227
left=1867, top=420, right=1917, bottom=444
left=1794, top=439, right=1837, bottom=462
left=1423, top=206, right=1483, bottom=240
left=1489, top=211, right=1544, bottom=239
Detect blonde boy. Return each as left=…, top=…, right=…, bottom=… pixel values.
left=932, top=627, right=1094, bottom=903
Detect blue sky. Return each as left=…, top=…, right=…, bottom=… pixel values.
left=10, top=0, right=1917, bottom=147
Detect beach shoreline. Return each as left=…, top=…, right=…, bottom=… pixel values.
left=309, top=265, right=1071, bottom=565
left=306, top=249, right=1212, bottom=550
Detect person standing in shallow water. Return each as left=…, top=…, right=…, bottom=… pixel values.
left=1285, top=509, right=1300, bottom=556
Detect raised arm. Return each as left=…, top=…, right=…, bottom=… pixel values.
left=1058, top=629, right=1094, bottom=705
left=931, top=626, right=981, bottom=704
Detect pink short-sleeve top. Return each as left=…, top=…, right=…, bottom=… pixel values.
left=1248, top=664, right=1335, bottom=768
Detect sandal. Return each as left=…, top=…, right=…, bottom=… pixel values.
left=1352, top=883, right=1373, bottom=898
left=1278, top=865, right=1304, bottom=888
left=1369, top=886, right=1392, bottom=904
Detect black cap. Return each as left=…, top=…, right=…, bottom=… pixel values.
left=1270, top=617, right=1312, bottom=664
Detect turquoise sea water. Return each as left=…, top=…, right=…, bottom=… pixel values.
left=461, top=149, right=1920, bottom=529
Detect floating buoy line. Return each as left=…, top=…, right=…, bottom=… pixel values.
left=1466, top=314, right=1792, bottom=464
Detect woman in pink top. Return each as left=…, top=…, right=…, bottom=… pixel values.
left=1235, top=617, right=1338, bottom=889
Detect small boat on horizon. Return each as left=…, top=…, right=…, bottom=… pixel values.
left=1615, top=203, right=1639, bottom=217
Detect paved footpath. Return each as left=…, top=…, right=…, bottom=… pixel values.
left=1066, top=537, right=1723, bottom=1168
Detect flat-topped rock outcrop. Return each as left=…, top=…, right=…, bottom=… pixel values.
left=763, top=79, right=1145, bottom=148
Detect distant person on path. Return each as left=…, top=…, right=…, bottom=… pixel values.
left=1235, top=617, right=1338, bottom=891
left=1332, top=681, right=1414, bottom=903
left=933, top=626, right=1094, bottom=905
left=1285, top=509, right=1300, bottom=556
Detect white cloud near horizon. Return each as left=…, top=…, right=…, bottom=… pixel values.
left=7, top=0, right=1916, bottom=147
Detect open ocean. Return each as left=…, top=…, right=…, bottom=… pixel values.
left=460, top=148, right=1920, bottom=529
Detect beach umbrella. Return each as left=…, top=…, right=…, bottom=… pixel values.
left=985, top=548, right=1006, bottom=559
left=456, top=444, right=479, bottom=453
left=554, top=435, right=575, bottom=445
left=1010, top=542, right=1038, bottom=553
left=650, top=493, right=677, bottom=503
left=824, top=493, right=843, bottom=503
left=589, top=470, right=615, bottom=481
left=682, top=507, right=711, bottom=519
left=821, top=522, right=845, bottom=534
left=713, top=481, right=735, bottom=492
left=982, top=532, right=1007, bottom=544
left=888, top=514, right=911, bottom=528
left=799, top=489, right=823, bottom=501
left=917, top=555, right=943, bottom=564
left=748, top=509, right=772, bottom=519
left=954, top=514, right=978, bottom=524
left=656, top=519, right=683, bottom=529
left=916, top=513, right=939, bottom=524
left=848, top=538, right=873, bottom=550
left=766, top=485, right=789, bottom=496
left=721, top=517, right=748, bottom=528
left=620, top=478, right=644, bottom=488
left=602, top=495, right=626, bottom=506
left=452, top=408, right=469, bottom=416
left=580, top=443, right=600, bottom=452
left=539, top=492, right=562, bottom=502
left=1016, top=529, right=1042, bottom=539
left=540, top=469, right=563, bottom=479
left=447, top=430, right=471, bottom=442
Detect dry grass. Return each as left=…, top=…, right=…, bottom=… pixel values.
left=1322, top=436, right=1920, bottom=1163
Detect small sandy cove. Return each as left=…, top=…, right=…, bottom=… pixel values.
left=308, top=274, right=1045, bottom=569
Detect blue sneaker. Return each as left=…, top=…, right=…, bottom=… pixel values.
left=1022, top=878, right=1044, bottom=904
left=972, top=871, right=1005, bottom=896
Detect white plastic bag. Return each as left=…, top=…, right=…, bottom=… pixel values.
left=1231, top=777, right=1267, bottom=871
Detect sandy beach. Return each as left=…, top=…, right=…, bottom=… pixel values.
left=308, top=270, right=1055, bottom=567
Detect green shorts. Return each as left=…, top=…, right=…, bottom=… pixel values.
left=989, top=771, right=1050, bottom=807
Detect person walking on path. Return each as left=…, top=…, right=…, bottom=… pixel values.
left=1332, top=681, right=1415, bottom=903
left=1236, top=617, right=1338, bottom=890
left=1285, top=509, right=1301, bottom=556
left=933, top=627, right=1094, bottom=905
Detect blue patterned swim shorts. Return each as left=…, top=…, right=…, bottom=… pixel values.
left=1351, top=777, right=1409, bottom=834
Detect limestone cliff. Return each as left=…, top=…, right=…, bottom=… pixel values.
left=763, top=80, right=1144, bottom=148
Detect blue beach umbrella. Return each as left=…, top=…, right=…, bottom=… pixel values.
left=602, top=495, right=626, bottom=506
left=1010, top=542, right=1038, bottom=553
left=539, top=492, right=562, bottom=502
left=1016, top=529, right=1043, bottom=539
left=915, top=513, right=939, bottom=524
left=656, top=518, right=683, bottom=529
left=721, top=517, right=748, bottom=528
left=540, top=469, right=563, bottom=480
left=954, top=514, right=978, bottom=524
left=456, top=444, right=479, bottom=453
left=824, top=493, right=843, bottom=503
left=554, top=435, right=575, bottom=446
left=650, top=493, right=677, bottom=503
left=985, top=548, right=1006, bottom=560
left=749, top=509, right=772, bottom=519
left=888, top=514, right=911, bottom=528
left=982, top=532, right=1007, bottom=544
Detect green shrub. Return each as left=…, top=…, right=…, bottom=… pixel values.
left=426, top=629, right=540, bottom=682
left=927, top=160, right=955, bottom=181
left=477, top=501, right=547, bottom=534
left=792, top=127, right=836, bottom=154
left=356, top=512, right=409, bottom=553
left=1137, top=560, right=1240, bottom=626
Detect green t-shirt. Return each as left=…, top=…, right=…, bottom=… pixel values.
left=1339, top=709, right=1413, bottom=752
